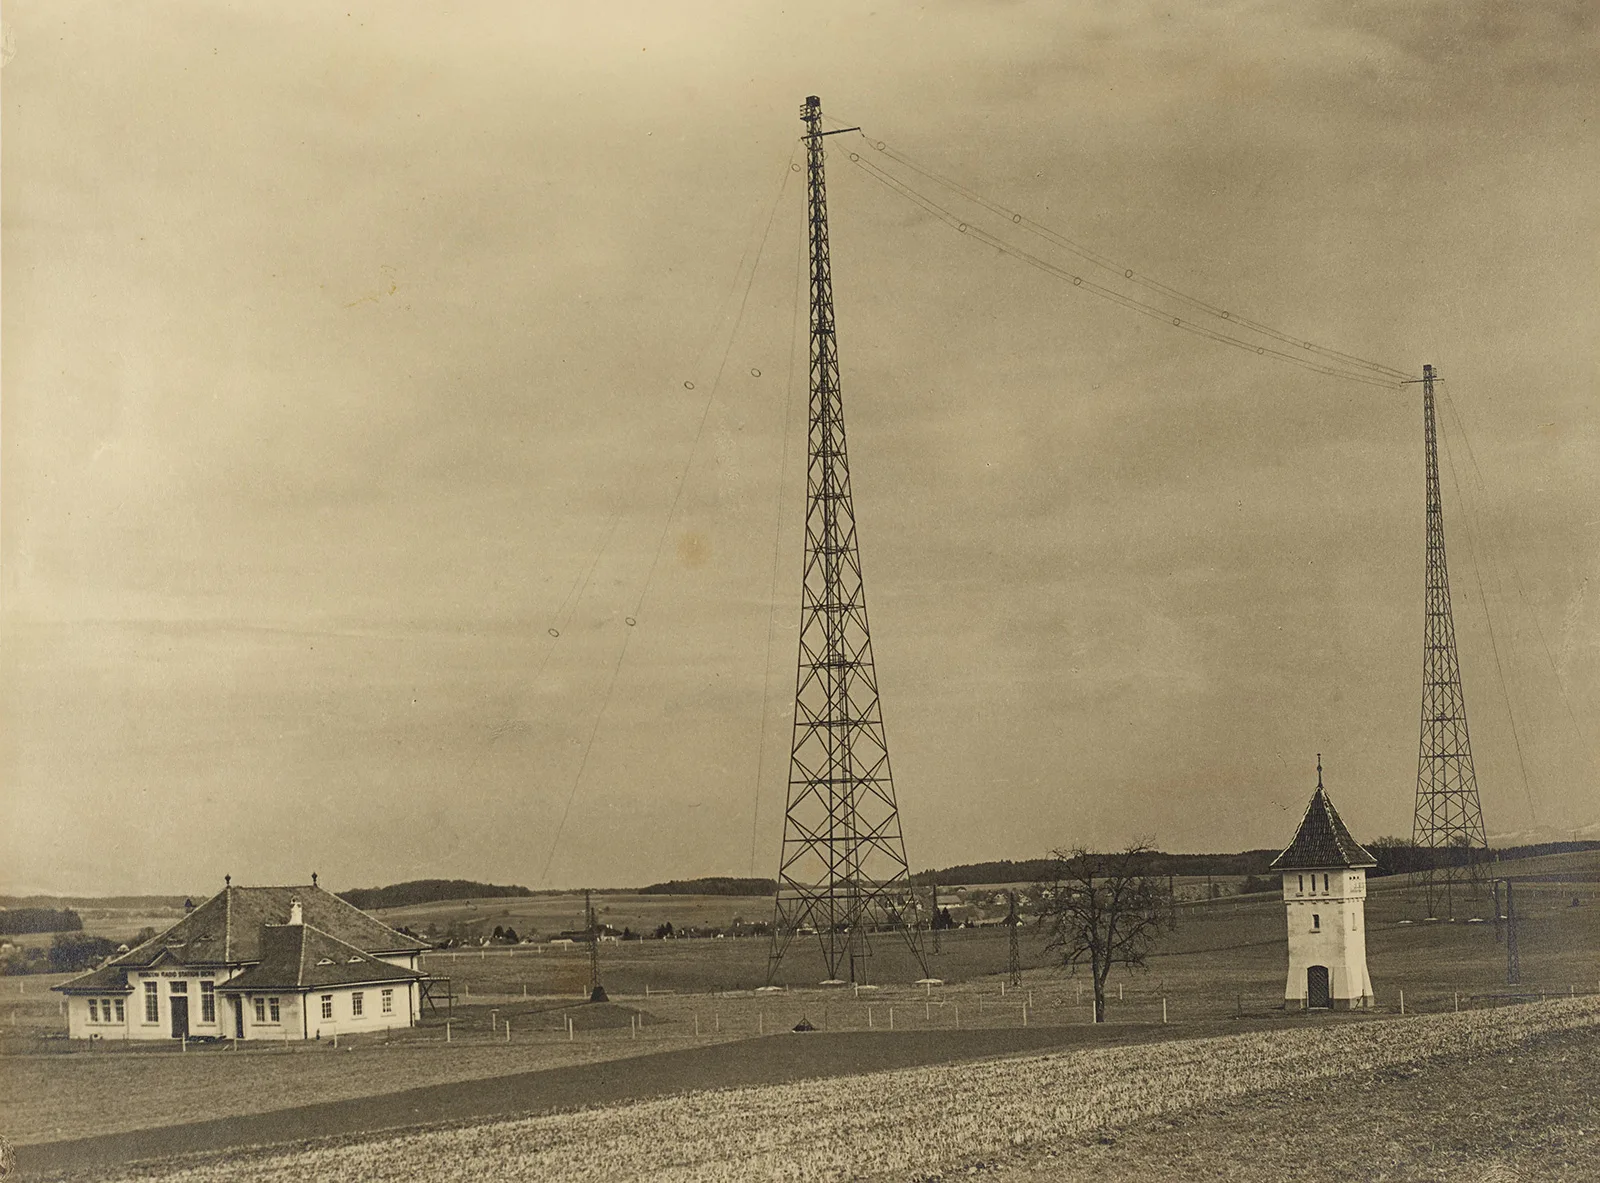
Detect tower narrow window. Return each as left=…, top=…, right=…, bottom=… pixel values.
left=1312, top=914, right=1321, bottom=931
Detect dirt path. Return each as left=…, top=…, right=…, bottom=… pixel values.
left=18, top=1018, right=1294, bottom=1178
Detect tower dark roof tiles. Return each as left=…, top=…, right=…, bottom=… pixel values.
left=1270, top=759, right=1377, bottom=870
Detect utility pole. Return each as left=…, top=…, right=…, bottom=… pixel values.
left=767, top=95, right=928, bottom=984
left=1006, top=891, right=1022, bottom=988
left=1503, top=879, right=1520, bottom=985
left=930, top=879, right=941, bottom=954
left=586, top=889, right=607, bottom=1002
left=1409, top=364, right=1490, bottom=919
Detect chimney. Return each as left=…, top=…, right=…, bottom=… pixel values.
left=289, top=898, right=304, bottom=926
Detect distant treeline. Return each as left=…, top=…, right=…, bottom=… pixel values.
left=1367, top=838, right=1600, bottom=878
left=0, top=908, right=83, bottom=935
left=913, top=852, right=1281, bottom=886
left=639, top=877, right=779, bottom=897
left=916, top=840, right=1600, bottom=887
left=338, top=880, right=533, bottom=910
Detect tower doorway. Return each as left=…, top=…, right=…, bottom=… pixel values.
left=1307, top=965, right=1332, bottom=1009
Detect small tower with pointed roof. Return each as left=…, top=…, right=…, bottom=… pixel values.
left=1270, top=756, right=1377, bottom=1010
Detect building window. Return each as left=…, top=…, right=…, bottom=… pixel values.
left=381, top=988, right=393, bottom=1014
left=201, top=981, right=216, bottom=1023
left=144, top=981, right=159, bottom=1023
left=253, top=997, right=266, bottom=1023
left=1312, top=913, right=1321, bottom=931
left=114, top=998, right=126, bottom=1022
left=351, top=991, right=364, bottom=1017
left=321, top=995, right=333, bottom=1020
left=89, top=999, right=100, bottom=1023
left=269, top=997, right=281, bottom=1023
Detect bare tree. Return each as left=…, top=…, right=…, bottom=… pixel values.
left=1034, top=844, right=1172, bottom=1023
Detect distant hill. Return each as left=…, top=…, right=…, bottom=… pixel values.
left=639, top=877, right=778, bottom=897
left=338, top=880, right=533, bottom=910
left=914, top=851, right=1284, bottom=886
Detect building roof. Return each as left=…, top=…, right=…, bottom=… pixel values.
left=111, top=883, right=428, bottom=969
left=223, top=923, right=426, bottom=992
left=54, top=963, right=135, bottom=995
left=53, top=882, right=428, bottom=994
left=1270, top=764, right=1377, bottom=870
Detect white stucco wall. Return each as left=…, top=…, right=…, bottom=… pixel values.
left=100, top=967, right=241, bottom=1041
left=300, top=980, right=418, bottom=1040
left=65, top=949, right=424, bottom=1040
left=1281, top=869, right=1374, bottom=1007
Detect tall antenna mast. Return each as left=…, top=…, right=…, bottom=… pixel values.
left=1410, top=363, right=1489, bottom=918
left=767, top=95, right=928, bottom=984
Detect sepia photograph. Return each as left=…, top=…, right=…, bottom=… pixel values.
left=2, top=2, right=1597, bottom=1179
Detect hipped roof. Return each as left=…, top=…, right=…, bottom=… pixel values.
left=110, top=883, right=427, bottom=969
left=1271, top=782, right=1377, bottom=870
left=224, top=923, right=426, bottom=992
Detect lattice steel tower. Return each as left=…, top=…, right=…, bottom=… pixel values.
left=1410, top=363, right=1489, bottom=918
left=767, top=96, right=928, bottom=984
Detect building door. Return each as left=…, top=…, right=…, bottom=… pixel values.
left=233, top=997, right=245, bottom=1039
left=170, top=997, right=190, bottom=1039
left=1307, top=965, right=1332, bottom=1009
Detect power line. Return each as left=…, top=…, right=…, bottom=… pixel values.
left=749, top=208, right=808, bottom=877
left=840, top=146, right=1405, bottom=390
left=540, top=145, right=799, bottom=887
left=1437, top=404, right=1542, bottom=828
left=862, top=134, right=1410, bottom=381
left=1438, top=381, right=1600, bottom=791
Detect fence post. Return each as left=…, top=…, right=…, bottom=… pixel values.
left=505, top=1020, right=511, bottom=1042
left=1399, top=988, right=1405, bottom=1015
left=446, top=1020, right=452, bottom=1042
left=889, top=1006, right=894, bottom=1030
left=1162, top=997, right=1168, bottom=1024
left=954, top=1003, right=960, bottom=1029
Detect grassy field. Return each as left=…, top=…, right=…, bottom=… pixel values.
left=982, top=1024, right=1600, bottom=1183
left=56, top=996, right=1600, bottom=1182
left=4, top=849, right=1592, bottom=1158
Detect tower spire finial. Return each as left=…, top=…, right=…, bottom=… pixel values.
left=1317, top=753, right=1323, bottom=789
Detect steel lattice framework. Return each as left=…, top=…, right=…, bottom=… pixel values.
left=1410, top=363, right=1489, bottom=918
left=767, top=96, right=928, bottom=984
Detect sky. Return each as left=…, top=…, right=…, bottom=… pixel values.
left=3, top=0, right=1597, bottom=896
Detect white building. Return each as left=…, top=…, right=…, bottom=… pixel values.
left=1270, top=759, right=1377, bottom=1010
left=53, top=879, right=429, bottom=1041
